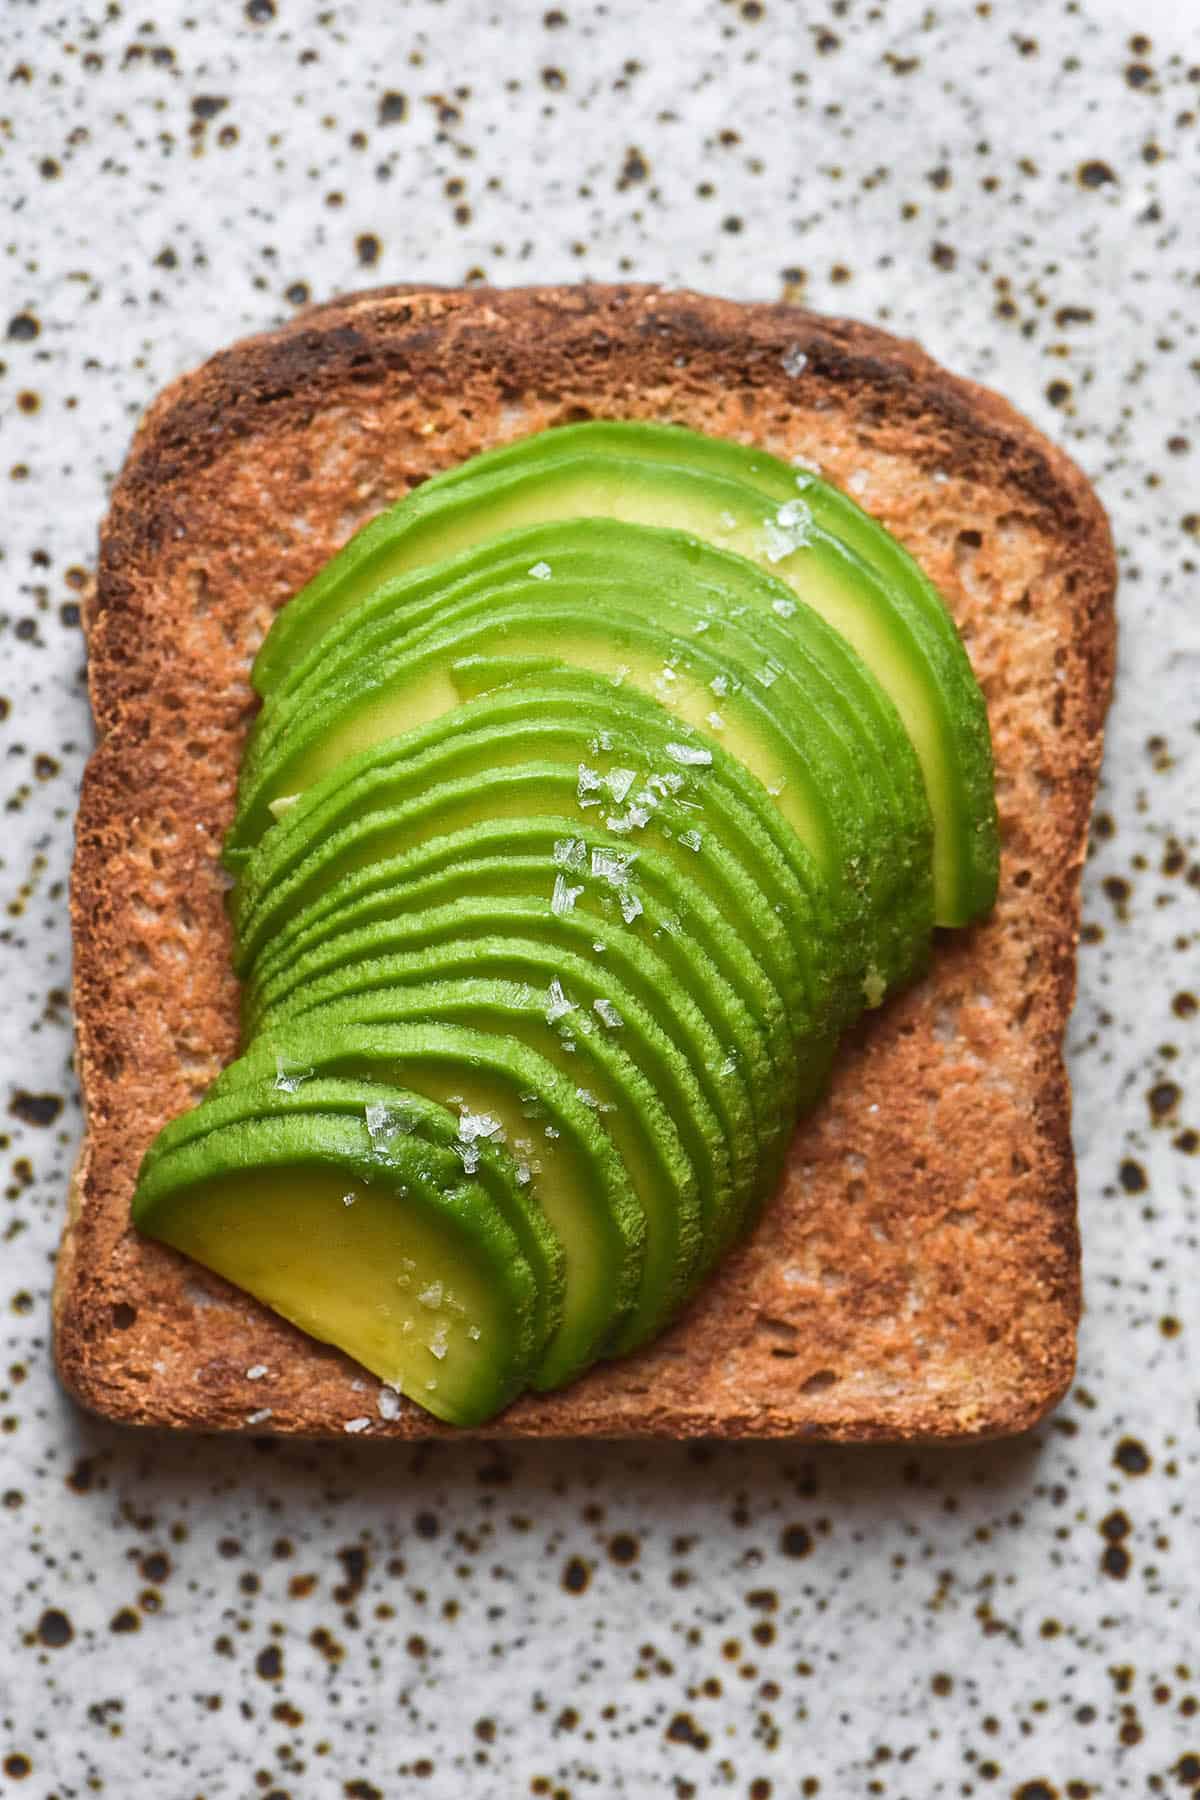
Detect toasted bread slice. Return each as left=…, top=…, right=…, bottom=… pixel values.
left=57, top=284, right=1115, bottom=1440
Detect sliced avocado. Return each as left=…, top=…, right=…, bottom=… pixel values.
left=143, top=1049, right=640, bottom=1392
left=133, top=1105, right=542, bottom=1426
left=140, top=1070, right=568, bottom=1367
left=214, top=1001, right=704, bottom=1356
left=245, top=815, right=797, bottom=1101
left=251, top=915, right=755, bottom=1257
left=244, top=852, right=782, bottom=1157
left=250, top=446, right=994, bottom=924
left=229, top=694, right=841, bottom=1035
left=232, top=573, right=932, bottom=999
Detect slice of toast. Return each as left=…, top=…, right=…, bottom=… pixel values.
left=57, top=284, right=1116, bottom=1440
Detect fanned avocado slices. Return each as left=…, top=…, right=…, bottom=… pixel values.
left=132, top=420, right=999, bottom=1426
left=249, top=433, right=996, bottom=926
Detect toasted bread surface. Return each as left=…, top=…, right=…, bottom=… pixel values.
left=58, top=284, right=1116, bottom=1440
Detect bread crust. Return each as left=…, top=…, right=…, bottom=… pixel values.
left=58, top=284, right=1116, bottom=1440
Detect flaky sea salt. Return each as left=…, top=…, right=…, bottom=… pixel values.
left=246, top=1365, right=269, bottom=1381
left=554, top=837, right=587, bottom=871
left=665, top=742, right=712, bottom=767
left=378, top=1386, right=403, bottom=1421
left=274, top=1055, right=312, bottom=1093
left=763, top=497, right=813, bottom=563
left=343, top=1417, right=371, bottom=1434
left=528, top=560, right=552, bottom=580
left=594, top=998, right=623, bottom=1029
left=546, top=979, right=576, bottom=1023
left=781, top=343, right=808, bottom=377
left=551, top=874, right=583, bottom=915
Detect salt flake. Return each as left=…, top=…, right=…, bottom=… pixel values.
left=551, top=874, right=583, bottom=915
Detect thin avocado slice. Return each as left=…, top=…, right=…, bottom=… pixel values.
left=231, top=570, right=932, bottom=999
left=250, top=445, right=993, bottom=924
left=243, top=848, right=784, bottom=1155
left=216, top=1000, right=703, bottom=1356
left=133, top=1106, right=542, bottom=1426
left=246, top=815, right=797, bottom=1096
left=229, top=697, right=844, bottom=1034
left=143, top=1049, right=640, bottom=1392
left=140, top=1071, right=567, bottom=1366
left=251, top=914, right=755, bottom=1252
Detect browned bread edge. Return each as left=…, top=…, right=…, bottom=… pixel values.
left=58, top=284, right=1117, bottom=1441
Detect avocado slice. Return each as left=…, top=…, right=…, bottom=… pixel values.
left=143, top=1051, right=640, bottom=1392
left=133, top=1103, right=543, bottom=1426
left=229, top=690, right=842, bottom=1035
left=139, top=1070, right=569, bottom=1366
left=249, top=443, right=993, bottom=925
left=233, top=583, right=931, bottom=1001
left=245, top=815, right=798, bottom=1102
left=211, top=1002, right=705, bottom=1357
left=251, top=916, right=755, bottom=1260
left=233, top=522, right=933, bottom=967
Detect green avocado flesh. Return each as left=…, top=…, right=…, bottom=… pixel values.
left=132, top=420, right=999, bottom=1427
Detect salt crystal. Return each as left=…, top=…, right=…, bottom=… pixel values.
left=763, top=497, right=814, bottom=563
left=552, top=874, right=583, bottom=914
left=378, top=1387, right=402, bottom=1421
left=619, top=891, right=643, bottom=924
left=546, top=979, right=576, bottom=1023
left=553, top=837, right=587, bottom=871
left=528, top=560, right=552, bottom=580
left=274, top=1055, right=312, bottom=1093
left=342, top=1192, right=357, bottom=1207
left=679, top=829, right=703, bottom=852
left=772, top=597, right=797, bottom=619
left=706, top=711, right=724, bottom=732
left=246, top=1365, right=269, bottom=1381
left=594, top=998, right=623, bottom=1029
left=665, top=742, right=712, bottom=767
left=344, top=1417, right=371, bottom=1434
left=428, top=1326, right=448, bottom=1361
left=577, top=764, right=602, bottom=807
left=756, top=661, right=781, bottom=688
left=781, top=343, right=808, bottom=377
left=418, top=1282, right=443, bottom=1310
left=246, top=1408, right=273, bottom=1426
left=605, top=767, right=637, bottom=804
left=458, top=1110, right=504, bottom=1144
left=468, top=1325, right=481, bottom=1341
left=456, top=1142, right=481, bottom=1175
left=709, top=673, right=729, bottom=696
left=366, top=1100, right=418, bottom=1144
left=592, top=846, right=637, bottom=884
left=848, top=469, right=870, bottom=496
